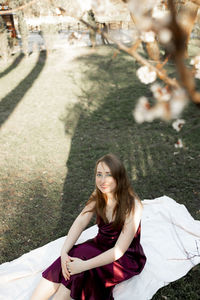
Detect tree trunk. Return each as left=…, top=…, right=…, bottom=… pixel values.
left=0, top=16, right=10, bottom=61
left=18, top=11, right=29, bottom=56
left=178, top=1, right=199, bottom=57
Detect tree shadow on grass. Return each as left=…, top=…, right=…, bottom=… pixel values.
left=55, top=50, right=200, bottom=239
left=0, top=176, right=62, bottom=263
left=0, top=53, right=25, bottom=79
left=50, top=50, right=200, bottom=300
left=1, top=48, right=199, bottom=299
left=0, top=50, right=47, bottom=128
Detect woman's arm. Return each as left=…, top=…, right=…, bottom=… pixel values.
left=68, top=199, right=143, bottom=274
left=61, top=201, right=95, bottom=280
left=61, top=201, right=95, bottom=255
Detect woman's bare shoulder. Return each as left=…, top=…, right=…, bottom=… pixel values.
left=135, top=197, right=143, bottom=210
left=125, top=197, right=142, bottom=225
left=81, top=199, right=96, bottom=214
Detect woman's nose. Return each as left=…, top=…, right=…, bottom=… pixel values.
left=100, top=176, right=105, bottom=183
left=100, top=175, right=107, bottom=183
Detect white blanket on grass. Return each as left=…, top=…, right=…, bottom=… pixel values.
left=0, top=196, right=200, bottom=300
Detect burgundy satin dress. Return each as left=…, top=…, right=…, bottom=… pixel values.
left=42, top=217, right=146, bottom=300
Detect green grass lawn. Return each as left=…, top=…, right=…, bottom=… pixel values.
left=0, top=44, right=200, bottom=299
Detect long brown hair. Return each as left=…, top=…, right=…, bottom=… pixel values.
left=86, top=153, right=138, bottom=230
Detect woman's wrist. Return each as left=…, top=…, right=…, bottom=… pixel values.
left=82, top=260, right=89, bottom=272
left=61, top=246, right=68, bottom=256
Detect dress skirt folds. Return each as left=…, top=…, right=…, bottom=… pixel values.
left=42, top=218, right=146, bottom=300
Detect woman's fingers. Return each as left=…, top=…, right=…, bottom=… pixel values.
left=66, top=262, right=72, bottom=276
left=65, top=266, right=71, bottom=279
left=61, top=261, right=70, bottom=280
left=63, top=255, right=72, bottom=279
left=63, top=269, right=70, bottom=280
left=65, top=265, right=71, bottom=280
left=61, top=254, right=75, bottom=280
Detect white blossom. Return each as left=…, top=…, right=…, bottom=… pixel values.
left=191, top=55, right=200, bottom=79
left=190, top=58, right=195, bottom=65
left=195, top=70, right=200, bottom=79
left=151, top=83, right=171, bottom=102
left=159, top=28, right=172, bottom=44
left=190, top=55, right=200, bottom=69
left=194, top=59, right=200, bottom=69
left=133, top=97, right=167, bottom=123
left=172, top=119, right=186, bottom=132
left=152, top=6, right=164, bottom=19
left=136, top=66, right=157, bottom=84
left=153, top=104, right=166, bottom=119
left=133, top=96, right=150, bottom=123
left=170, top=89, right=188, bottom=118
left=141, top=31, right=156, bottom=43
left=174, top=138, right=183, bottom=148
left=152, top=6, right=171, bottom=23
left=55, top=7, right=62, bottom=15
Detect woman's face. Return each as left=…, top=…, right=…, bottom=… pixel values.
left=96, top=162, right=117, bottom=196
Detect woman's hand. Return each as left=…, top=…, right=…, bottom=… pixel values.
left=66, top=258, right=87, bottom=276
left=61, top=251, right=72, bottom=280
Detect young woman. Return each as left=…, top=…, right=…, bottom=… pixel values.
left=31, top=153, right=146, bottom=300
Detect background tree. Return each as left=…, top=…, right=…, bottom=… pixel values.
left=0, top=15, right=10, bottom=61
left=17, top=10, right=29, bottom=56
left=10, top=0, right=29, bottom=56
left=87, top=9, right=96, bottom=48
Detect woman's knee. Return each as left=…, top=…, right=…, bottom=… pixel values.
left=52, top=284, right=71, bottom=300
left=30, top=277, right=59, bottom=300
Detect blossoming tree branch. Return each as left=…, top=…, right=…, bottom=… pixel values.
left=58, top=0, right=200, bottom=126
left=2, top=0, right=200, bottom=141
left=77, top=0, right=200, bottom=149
